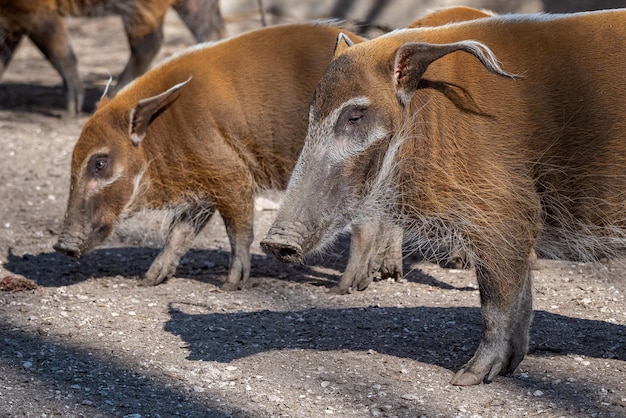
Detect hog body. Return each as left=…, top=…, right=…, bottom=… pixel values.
left=407, top=5, right=493, bottom=28
left=0, top=0, right=224, bottom=115
left=262, top=10, right=626, bottom=385
left=54, top=23, right=402, bottom=292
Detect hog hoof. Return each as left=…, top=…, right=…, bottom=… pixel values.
left=355, top=275, right=374, bottom=291
left=329, top=285, right=351, bottom=295
left=450, top=368, right=484, bottom=386
left=138, top=277, right=160, bottom=287
left=221, top=281, right=242, bottom=291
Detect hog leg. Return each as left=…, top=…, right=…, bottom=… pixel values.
left=110, top=22, right=164, bottom=96
left=220, top=216, right=254, bottom=291
left=26, top=13, right=83, bottom=115
left=450, top=251, right=534, bottom=386
left=377, top=223, right=404, bottom=283
left=332, top=222, right=380, bottom=294
left=172, top=0, right=225, bottom=42
left=140, top=207, right=215, bottom=286
left=332, top=221, right=403, bottom=294
left=215, top=182, right=255, bottom=291
left=0, top=20, right=24, bottom=77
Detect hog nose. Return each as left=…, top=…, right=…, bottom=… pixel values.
left=260, top=239, right=303, bottom=263
left=53, top=242, right=81, bottom=258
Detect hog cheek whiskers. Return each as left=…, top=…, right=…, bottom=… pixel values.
left=119, top=164, right=149, bottom=217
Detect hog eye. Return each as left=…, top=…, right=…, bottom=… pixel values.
left=88, top=154, right=110, bottom=177
left=347, top=115, right=362, bottom=125
left=95, top=160, right=107, bottom=171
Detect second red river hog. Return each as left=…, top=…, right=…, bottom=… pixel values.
left=53, top=22, right=405, bottom=292
left=0, top=0, right=225, bottom=115
left=261, top=9, right=626, bottom=385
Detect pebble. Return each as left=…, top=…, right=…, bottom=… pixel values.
left=533, top=390, right=544, bottom=397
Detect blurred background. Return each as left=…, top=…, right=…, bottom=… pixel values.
left=228, top=0, right=626, bottom=34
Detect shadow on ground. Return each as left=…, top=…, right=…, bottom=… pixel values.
left=4, top=234, right=454, bottom=290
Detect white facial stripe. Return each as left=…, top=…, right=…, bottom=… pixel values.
left=120, top=163, right=149, bottom=217
left=325, top=96, right=371, bottom=128
left=94, top=167, right=124, bottom=191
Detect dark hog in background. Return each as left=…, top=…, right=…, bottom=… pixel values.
left=0, top=0, right=224, bottom=115
left=53, top=23, right=404, bottom=291
left=262, top=10, right=626, bottom=385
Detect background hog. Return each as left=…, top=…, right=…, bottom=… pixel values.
left=53, top=22, right=402, bottom=292
left=0, top=0, right=224, bottom=115
left=262, top=10, right=626, bottom=385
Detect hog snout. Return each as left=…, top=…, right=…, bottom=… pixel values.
left=261, top=225, right=306, bottom=263
left=53, top=232, right=88, bottom=258
left=53, top=240, right=83, bottom=258
left=261, top=238, right=303, bottom=263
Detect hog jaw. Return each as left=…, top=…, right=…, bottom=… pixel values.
left=53, top=226, right=110, bottom=258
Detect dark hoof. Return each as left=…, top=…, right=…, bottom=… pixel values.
left=450, top=369, right=483, bottom=386
left=221, top=282, right=241, bottom=291
left=329, top=285, right=351, bottom=295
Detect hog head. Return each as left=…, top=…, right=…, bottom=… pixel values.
left=262, top=35, right=518, bottom=262
left=54, top=78, right=190, bottom=258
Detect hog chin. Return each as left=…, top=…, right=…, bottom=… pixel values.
left=54, top=224, right=112, bottom=258
left=261, top=226, right=306, bottom=263
left=261, top=217, right=346, bottom=264
left=53, top=234, right=89, bottom=258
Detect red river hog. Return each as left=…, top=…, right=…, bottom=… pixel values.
left=261, top=10, right=626, bottom=385
left=53, top=22, right=405, bottom=292
left=0, top=0, right=224, bottom=115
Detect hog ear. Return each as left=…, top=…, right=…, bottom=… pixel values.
left=96, top=73, right=114, bottom=110
left=334, top=32, right=354, bottom=58
left=393, top=40, right=520, bottom=106
left=129, top=76, right=192, bottom=145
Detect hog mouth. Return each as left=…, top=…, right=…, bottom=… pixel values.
left=261, top=224, right=307, bottom=263
left=53, top=237, right=87, bottom=258
left=53, top=225, right=111, bottom=259
left=261, top=238, right=303, bottom=263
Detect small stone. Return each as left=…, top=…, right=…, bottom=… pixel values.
left=533, top=390, right=544, bottom=397
left=321, top=381, right=331, bottom=388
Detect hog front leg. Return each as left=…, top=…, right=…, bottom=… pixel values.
left=220, top=215, right=254, bottom=291
left=27, top=13, right=83, bottom=115
left=450, top=253, right=534, bottom=385
left=333, top=221, right=403, bottom=294
left=172, top=0, right=225, bottom=42
left=111, top=22, right=164, bottom=96
left=0, top=19, right=23, bottom=77
left=377, top=223, right=404, bottom=283
left=139, top=207, right=214, bottom=286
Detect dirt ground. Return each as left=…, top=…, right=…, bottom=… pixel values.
left=0, top=10, right=624, bottom=418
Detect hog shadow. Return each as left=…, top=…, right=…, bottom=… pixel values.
left=3, top=240, right=367, bottom=289
left=3, top=232, right=476, bottom=291
left=0, top=82, right=104, bottom=114
left=165, top=304, right=625, bottom=414
left=164, top=305, right=625, bottom=366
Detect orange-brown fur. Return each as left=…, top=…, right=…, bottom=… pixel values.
left=0, top=0, right=224, bottom=114
left=407, top=5, right=494, bottom=28
left=262, top=9, right=626, bottom=385
left=55, top=23, right=378, bottom=291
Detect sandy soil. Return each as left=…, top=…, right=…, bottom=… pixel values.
left=0, top=10, right=624, bottom=418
